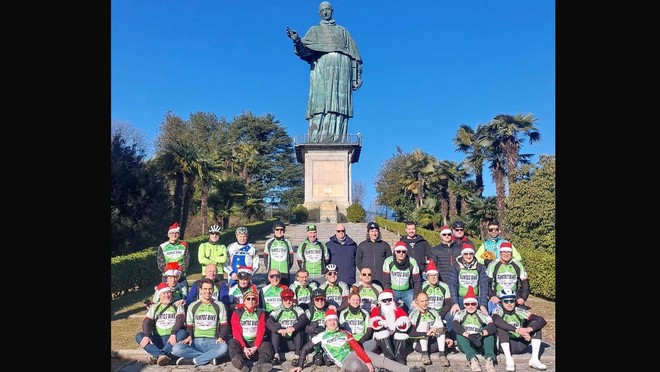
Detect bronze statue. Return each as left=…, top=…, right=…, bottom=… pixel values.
left=286, top=1, right=363, bottom=143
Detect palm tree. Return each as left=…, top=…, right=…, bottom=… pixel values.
left=404, top=149, right=435, bottom=208
left=454, top=124, right=488, bottom=197
left=463, top=195, right=498, bottom=239
left=485, top=113, right=541, bottom=188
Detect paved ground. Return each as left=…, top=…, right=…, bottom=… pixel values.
left=113, top=342, right=555, bottom=372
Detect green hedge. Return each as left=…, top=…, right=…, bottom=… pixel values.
left=111, top=220, right=275, bottom=299
left=375, top=217, right=554, bottom=301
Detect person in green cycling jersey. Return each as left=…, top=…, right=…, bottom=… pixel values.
left=289, top=269, right=319, bottom=311
left=264, top=221, right=295, bottom=285
left=259, top=269, right=289, bottom=315
left=319, top=264, right=350, bottom=312
left=291, top=307, right=426, bottom=372
left=296, top=224, right=330, bottom=280
left=266, top=288, right=309, bottom=366
left=157, top=222, right=190, bottom=287
left=451, top=286, right=497, bottom=372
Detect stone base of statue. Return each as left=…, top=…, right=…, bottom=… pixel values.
left=294, top=134, right=362, bottom=222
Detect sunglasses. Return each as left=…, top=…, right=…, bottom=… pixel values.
left=274, top=228, right=284, bottom=231
left=327, top=272, right=337, bottom=276
left=441, top=233, right=452, bottom=236
left=381, top=298, right=393, bottom=303
left=463, top=253, right=474, bottom=256
left=314, top=297, right=325, bottom=302
left=336, top=230, right=345, bottom=233
left=395, top=250, right=406, bottom=254
left=244, top=297, right=257, bottom=302
left=361, top=273, right=372, bottom=277
left=453, top=228, right=464, bottom=231
left=488, top=228, right=499, bottom=232
left=282, top=297, right=294, bottom=301
left=210, top=232, right=220, bottom=235
left=464, top=302, right=477, bottom=306
left=502, top=299, right=516, bottom=304
left=269, top=274, right=281, bottom=279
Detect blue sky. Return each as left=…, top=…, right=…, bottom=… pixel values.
left=111, top=1, right=555, bottom=210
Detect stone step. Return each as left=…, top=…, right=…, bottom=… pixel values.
left=114, top=344, right=555, bottom=371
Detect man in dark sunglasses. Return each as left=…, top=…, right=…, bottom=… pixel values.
left=326, top=224, right=358, bottom=286
left=451, top=286, right=497, bottom=372
left=264, top=221, right=294, bottom=285
left=350, top=267, right=383, bottom=311
left=198, top=224, right=227, bottom=281
left=475, top=219, right=522, bottom=267
left=227, top=289, right=274, bottom=372
left=427, top=225, right=462, bottom=285
left=450, top=220, right=474, bottom=250
left=259, top=269, right=288, bottom=315
left=491, top=289, right=548, bottom=371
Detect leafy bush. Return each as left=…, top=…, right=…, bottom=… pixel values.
left=346, top=203, right=366, bottom=222
left=290, top=205, right=309, bottom=224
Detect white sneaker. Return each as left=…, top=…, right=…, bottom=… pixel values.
left=528, top=359, right=547, bottom=370
left=470, top=358, right=482, bottom=372
left=505, top=357, right=515, bottom=371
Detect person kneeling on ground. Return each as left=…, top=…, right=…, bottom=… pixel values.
left=407, top=291, right=451, bottom=367
left=290, top=308, right=426, bottom=372
left=491, top=289, right=548, bottom=371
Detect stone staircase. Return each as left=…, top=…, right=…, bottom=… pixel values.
left=276, top=222, right=402, bottom=253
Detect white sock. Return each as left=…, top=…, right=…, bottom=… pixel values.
left=438, top=334, right=446, bottom=352
left=501, top=342, right=513, bottom=360
left=531, top=339, right=541, bottom=360
left=419, top=339, right=428, bottom=352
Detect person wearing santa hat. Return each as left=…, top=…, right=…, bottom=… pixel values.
left=136, top=282, right=188, bottom=366
left=486, top=242, right=530, bottom=314
left=491, top=288, right=548, bottom=371
left=148, top=262, right=188, bottom=308
left=228, top=265, right=260, bottom=312
left=382, top=240, right=421, bottom=312
left=448, top=243, right=489, bottom=330
left=266, top=288, right=309, bottom=366
left=157, top=222, right=190, bottom=288
left=420, top=259, right=453, bottom=347
left=475, top=219, right=522, bottom=267
left=292, top=308, right=427, bottom=372
left=427, top=225, right=462, bottom=284
left=369, top=289, right=412, bottom=365
left=451, top=285, right=497, bottom=372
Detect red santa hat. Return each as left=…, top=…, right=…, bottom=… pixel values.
left=168, top=222, right=180, bottom=234
left=463, top=285, right=478, bottom=305
left=156, top=282, right=172, bottom=295
left=163, top=262, right=182, bottom=277
left=378, top=289, right=394, bottom=302
left=324, top=308, right=338, bottom=322
left=440, top=225, right=452, bottom=235
left=461, top=243, right=475, bottom=255
left=237, top=266, right=253, bottom=278
left=500, top=242, right=513, bottom=252
left=425, top=259, right=439, bottom=275
left=393, top=241, right=407, bottom=251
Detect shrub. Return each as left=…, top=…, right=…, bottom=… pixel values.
left=346, top=203, right=366, bottom=222
left=290, top=205, right=309, bottom=224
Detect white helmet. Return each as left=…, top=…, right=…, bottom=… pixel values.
left=209, top=225, right=221, bottom=233
left=235, top=226, right=249, bottom=235
left=326, top=263, right=338, bottom=272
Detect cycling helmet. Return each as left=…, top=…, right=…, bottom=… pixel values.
left=326, top=263, right=338, bottom=272
left=273, top=221, right=285, bottom=230
left=499, top=288, right=516, bottom=301
left=209, top=224, right=222, bottom=233
left=235, top=226, right=249, bottom=235
left=280, top=288, right=295, bottom=299
left=312, top=288, right=326, bottom=298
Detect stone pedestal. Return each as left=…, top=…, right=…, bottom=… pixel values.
left=294, top=141, right=361, bottom=222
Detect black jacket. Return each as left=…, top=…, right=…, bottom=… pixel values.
left=427, top=241, right=462, bottom=283
left=400, top=235, right=431, bottom=273
left=355, top=238, right=392, bottom=287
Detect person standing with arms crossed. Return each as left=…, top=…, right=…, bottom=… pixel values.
left=263, top=221, right=295, bottom=285
left=198, top=224, right=227, bottom=281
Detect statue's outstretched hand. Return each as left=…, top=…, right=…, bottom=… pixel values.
left=286, top=27, right=299, bottom=41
